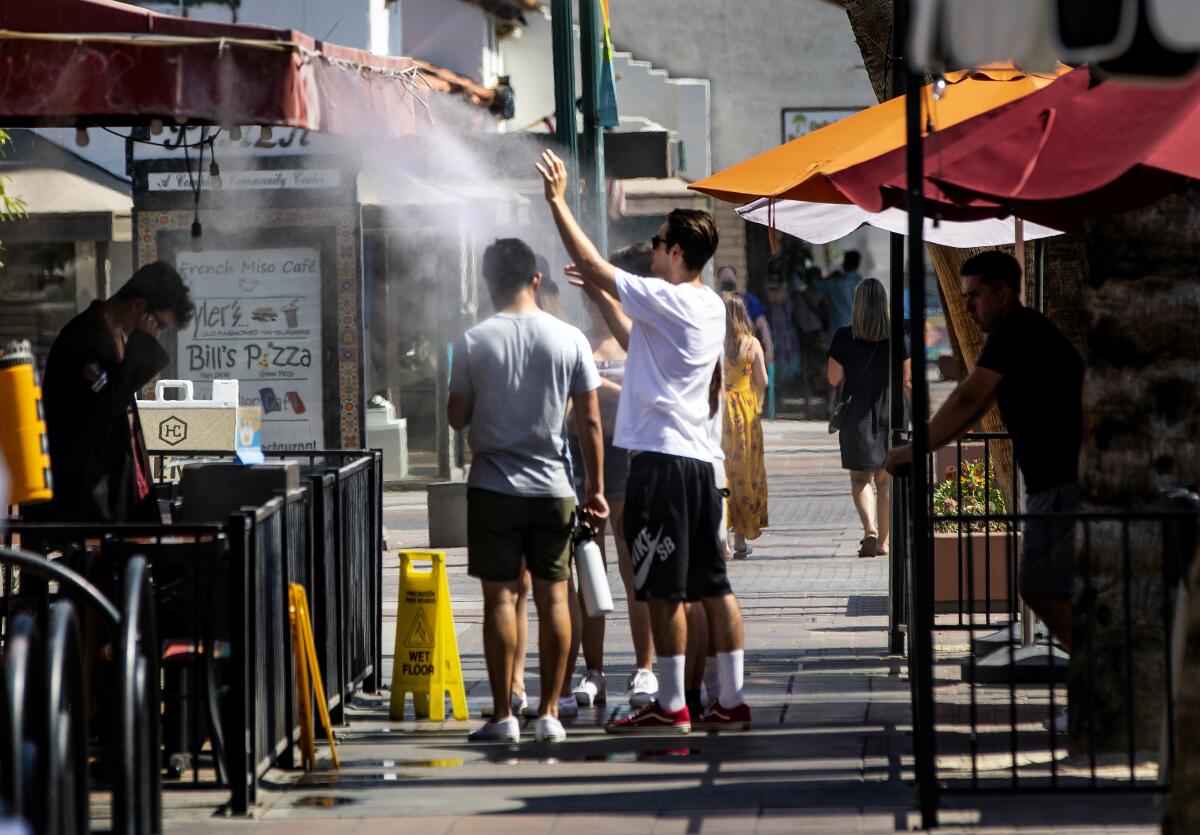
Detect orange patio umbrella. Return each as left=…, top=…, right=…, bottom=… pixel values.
left=689, top=64, right=1068, bottom=207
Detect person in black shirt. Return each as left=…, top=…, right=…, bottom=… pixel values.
left=23, top=262, right=194, bottom=524
left=886, top=250, right=1083, bottom=649
left=828, top=278, right=911, bottom=557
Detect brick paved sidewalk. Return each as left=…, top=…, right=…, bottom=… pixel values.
left=164, top=420, right=1158, bottom=834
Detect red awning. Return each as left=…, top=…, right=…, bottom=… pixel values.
left=828, top=66, right=1200, bottom=229
left=0, top=0, right=494, bottom=136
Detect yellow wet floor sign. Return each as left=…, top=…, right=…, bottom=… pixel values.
left=289, top=583, right=339, bottom=770
left=389, top=550, right=467, bottom=721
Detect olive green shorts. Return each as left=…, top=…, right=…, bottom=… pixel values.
left=466, top=488, right=576, bottom=583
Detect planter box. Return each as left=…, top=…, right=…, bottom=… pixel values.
left=933, top=530, right=1019, bottom=613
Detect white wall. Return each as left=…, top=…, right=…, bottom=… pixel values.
left=607, top=0, right=880, bottom=281
left=402, top=0, right=495, bottom=83
left=606, top=0, right=876, bottom=171
left=144, top=0, right=387, bottom=53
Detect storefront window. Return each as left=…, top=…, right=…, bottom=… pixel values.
left=0, top=241, right=78, bottom=373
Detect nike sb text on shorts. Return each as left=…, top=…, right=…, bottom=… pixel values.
left=467, top=488, right=575, bottom=583
left=623, top=451, right=730, bottom=601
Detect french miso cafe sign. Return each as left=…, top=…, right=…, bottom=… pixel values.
left=175, top=248, right=324, bottom=450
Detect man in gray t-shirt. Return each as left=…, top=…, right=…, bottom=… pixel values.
left=448, top=238, right=608, bottom=745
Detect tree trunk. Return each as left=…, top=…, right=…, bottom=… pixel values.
left=1079, top=192, right=1200, bottom=822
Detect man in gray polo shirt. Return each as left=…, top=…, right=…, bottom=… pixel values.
left=449, top=238, right=608, bottom=744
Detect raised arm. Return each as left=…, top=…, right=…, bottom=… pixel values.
left=536, top=150, right=617, bottom=298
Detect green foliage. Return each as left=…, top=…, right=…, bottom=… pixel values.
left=0, top=130, right=27, bottom=223
left=932, top=460, right=1009, bottom=533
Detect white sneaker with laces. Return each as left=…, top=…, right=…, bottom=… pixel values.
left=468, top=715, right=519, bottom=743
left=627, top=668, right=658, bottom=708
left=535, top=714, right=566, bottom=742
left=573, top=670, right=608, bottom=706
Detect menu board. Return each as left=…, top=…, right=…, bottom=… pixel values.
left=175, top=247, right=324, bottom=451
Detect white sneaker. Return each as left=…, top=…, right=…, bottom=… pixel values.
left=512, top=689, right=529, bottom=714
left=468, top=715, right=519, bottom=743
left=535, top=714, right=566, bottom=743
left=573, top=670, right=608, bottom=706
left=1043, top=706, right=1068, bottom=733
left=627, top=668, right=659, bottom=708
left=556, top=695, right=579, bottom=717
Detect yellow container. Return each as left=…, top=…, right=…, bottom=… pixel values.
left=0, top=340, right=52, bottom=505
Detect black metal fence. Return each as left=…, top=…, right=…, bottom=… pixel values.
left=0, top=548, right=160, bottom=834
left=2, top=448, right=384, bottom=818
left=897, top=433, right=1190, bottom=826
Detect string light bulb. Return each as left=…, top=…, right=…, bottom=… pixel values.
left=149, top=118, right=164, bottom=136
left=190, top=219, right=203, bottom=253
left=209, top=160, right=223, bottom=189
left=74, top=126, right=89, bottom=147
left=932, top=76, right=948, bottom=101
left=259, top=125, right=273, bottom=142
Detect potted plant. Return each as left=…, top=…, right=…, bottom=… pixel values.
left=931, top=461, right=1019, bottom=612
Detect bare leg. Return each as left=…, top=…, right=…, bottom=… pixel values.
left=511, top=567, right=531, bottom=700
left=531, top=576, right=572, bottom=718
left=647, top=599, right=687, bottom=657
left=850, top=470, right=878, bottom=539
left=874, top=469, right=892, bottom=553
left=701, top=593, right=745, bottom=654
left=481, top=579, right=522, bottom=720
left=613, top=502, right=654, bottom=669
left=560, top=573, right=583, bottom=698
left=579, top=516, right=608, bottom=672
left=684, top=602, right=708, bottom=688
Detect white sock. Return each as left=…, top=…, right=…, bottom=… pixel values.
left=656, top=655, right=686, bottom=712
left=717, top=650, right=745, bottom=708
left=703, top=656, right=719, bottom=697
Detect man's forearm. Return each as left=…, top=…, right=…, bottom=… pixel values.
left=577, top=415, right=605, bottom=496
left=547, top=196, right=617, bottom=297
left=597, top=296, right=632, bottom=350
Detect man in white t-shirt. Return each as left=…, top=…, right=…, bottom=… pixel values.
left=537, top=150, right=751, bottom=733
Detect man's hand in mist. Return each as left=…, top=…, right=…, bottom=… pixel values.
left=535, top=150, right=569, bottom=204
left=565, top=264, right=604, bottom=299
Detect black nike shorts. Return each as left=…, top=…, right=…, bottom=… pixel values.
left=623, top=451, right=732, bottom=602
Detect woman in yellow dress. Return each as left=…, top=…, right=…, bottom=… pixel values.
left=722, top=293, right=769, bottom=558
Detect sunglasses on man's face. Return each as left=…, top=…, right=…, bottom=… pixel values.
left=650, top=234, right=672, bottom=250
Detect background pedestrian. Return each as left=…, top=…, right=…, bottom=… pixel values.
left=721, top=293, right=769, bottom=559
left=827, top=277, right=910, bottom=557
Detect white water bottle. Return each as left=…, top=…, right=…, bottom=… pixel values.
left=574, top=521, right=613, bottom=617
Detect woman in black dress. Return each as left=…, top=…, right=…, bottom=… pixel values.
left=827, top=278, right=911, bottom=557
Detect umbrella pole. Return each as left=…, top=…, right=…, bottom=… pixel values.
left=888, top=227, right=907, bottom=658
left=887, top=0, right=908, bottom=660
left=906, top=66, right=939, bottom=830
left=551, top=0, right=581, bottom=218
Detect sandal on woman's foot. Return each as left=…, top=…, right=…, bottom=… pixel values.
left=858, top=534, right=878, bottom=558
left=733, top=544, right=753, bottom=560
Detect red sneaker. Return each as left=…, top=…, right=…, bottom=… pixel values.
left=696, top=701, right=751, bottom=731
left=605, top=701, right=691, bottom=734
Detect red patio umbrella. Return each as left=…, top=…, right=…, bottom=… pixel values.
left=829, top=66, right=1200, bottom=230
left=0, top=0, right=493, bottom=136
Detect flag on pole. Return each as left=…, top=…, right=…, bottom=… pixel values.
left=598, top=0, right=620, bottom=128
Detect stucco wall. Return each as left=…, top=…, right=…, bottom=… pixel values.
left=607, top=0, right=878, bottom=280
